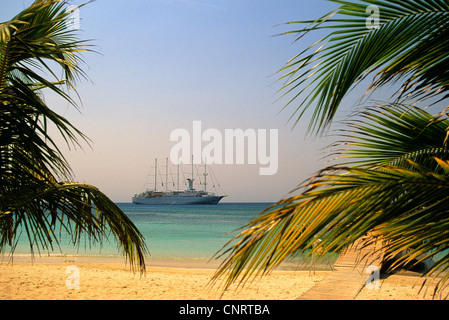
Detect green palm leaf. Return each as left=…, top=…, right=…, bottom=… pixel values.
left=278, top=0, right=449, bottom=133
left=1, top=1, right=148, bottom=272
left=1, top=180, right=147, bottom=273
left=1, top=0, right=91, bottom=179
left=331, top=104, right=449, bottom=168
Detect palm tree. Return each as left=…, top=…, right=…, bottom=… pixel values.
left=212, top=0, right=449, bottom=296
left=0, top=0, right=148, bottom=272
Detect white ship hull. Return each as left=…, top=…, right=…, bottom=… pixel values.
left=132, top=195, right=224, bottom=205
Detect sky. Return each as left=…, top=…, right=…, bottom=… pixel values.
left=2, top=0, right=346, bottom=202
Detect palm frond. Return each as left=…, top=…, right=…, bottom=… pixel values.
left=1, top=1, right=148, bottom=272
left=278, top=0, right=449, bottom=133
left=213, top=162, right=449, bottom=294
left=212, top=105, right=449, bottom=297
left=330, top=103, right=449, bottom=168
left=0, top=180, right=148, bottom=273
left=1, top=0, right=92, bottom=180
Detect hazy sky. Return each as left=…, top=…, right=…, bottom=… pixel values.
left=2, top=0, right=348, bottom=202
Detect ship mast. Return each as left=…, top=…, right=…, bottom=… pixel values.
left=203, top=160, right=208, bottom=192
left=154, top=158, right=157, bottom=192
left=177, top=163, right=180, bottom=191
left=165, top=157, right=168, bottom=192
left=187, top=155, right=195, bottom=191
left=191, top=155, right=194, bottom=182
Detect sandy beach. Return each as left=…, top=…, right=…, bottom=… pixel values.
left=0, top=255, right=447, bottom=300
left=0, top=256, right=329, bottom=300
left=356, top=272, right=449, bottom=300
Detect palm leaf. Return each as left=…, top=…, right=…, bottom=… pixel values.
left=330, top=103, right=449, bottom=169
left=278, top=0, right=449, bottom=133
left=1, top=1, right=148, bottom=272
left=0, top=180, right=148, bottom=273
left=213, top=162, right=449, bottom=295
left=1, top=0, right=92, bottom=180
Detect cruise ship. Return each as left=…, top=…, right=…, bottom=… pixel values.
left=132, top=159, right=225, bottom=205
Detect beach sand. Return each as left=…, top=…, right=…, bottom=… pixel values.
left=1, top=256, right=447, bottom=300
left=356, top=272, right=449, bottom=300
left=0, top=256, right=329, bottom=300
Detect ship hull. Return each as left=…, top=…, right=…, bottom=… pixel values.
left=132, top=195, right=224, bottom=205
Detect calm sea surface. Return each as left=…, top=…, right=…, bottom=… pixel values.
left=10, top=202, right=274, bottom=262
left=119, top=202, right=271, bottom=261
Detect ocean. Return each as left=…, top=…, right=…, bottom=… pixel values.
left=118, top=202, right=271, bottom=261
left=8, top=202, right=274, bottom=262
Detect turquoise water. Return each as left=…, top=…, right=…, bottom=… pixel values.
left=9, top=202, right=273, bottom=262
left=121, top=202, right=270, bottom=260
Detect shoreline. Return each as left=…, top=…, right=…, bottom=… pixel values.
left=1, top=254, right=218, bottom=268
left=0, top=253, right=334, bottom=271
